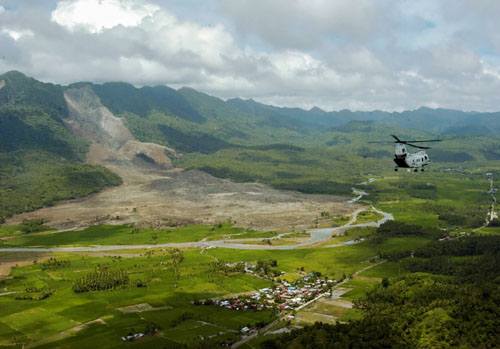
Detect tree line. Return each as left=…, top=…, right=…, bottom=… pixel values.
left=72, top=269, right=129, bottom=293
left=41, top=257, right=71, bottom=270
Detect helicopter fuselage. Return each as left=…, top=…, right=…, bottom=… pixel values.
left=394, top=144, right=430, bottom=169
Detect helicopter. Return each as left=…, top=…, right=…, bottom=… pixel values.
left=370, top=135, right=442, bottom=172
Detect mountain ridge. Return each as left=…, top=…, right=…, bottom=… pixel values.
left=3, top=70, right=499, bottom=137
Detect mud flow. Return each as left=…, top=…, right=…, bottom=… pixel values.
left=7, top=87, right=354, bottom=231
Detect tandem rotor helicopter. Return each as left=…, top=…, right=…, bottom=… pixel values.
left=370, top=135, right=442, bottom=172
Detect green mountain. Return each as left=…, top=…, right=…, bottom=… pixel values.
left=226, top=97, right=325, bottom=131
left=383, top=107, right=500, bottom=136
left=85, top=82, right=205, bottom=123
left=67, top=76, right=500, bottom=158
left=1, top=70, right=499, bottom=221
left=228, top=98, right=500, bottom=136
left=0, top=72, right=122, bottom=222
left=0, top=71, right=68, bottom=117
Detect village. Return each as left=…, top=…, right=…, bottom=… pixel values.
left=196, top=262, right=343, bottom=326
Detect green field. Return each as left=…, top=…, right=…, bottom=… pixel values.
left=0, top=219, right=437, bottom=348
left=353, top=210, right=384, bottom=224
left=0, top=222, right=246, bottom=247
left=366, top=171, right=495, bottom=230
left=0, top=248, right=276, bottom=347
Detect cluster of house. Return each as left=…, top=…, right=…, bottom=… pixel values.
left=213, top=271, right=336, bottom=313
left=121, top=333, right=145, bottom=342
left=439, top=167, right=465, bottom=173
left=120, top=324, right=159, bottom=342
left=439, top=231, right=471, bottom=241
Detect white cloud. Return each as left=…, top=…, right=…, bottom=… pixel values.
left=219, top=0, right=384, bottom=49
left=0, top=5, right=5, bottom=14
left=1, top=0, right=500, bottom=112
left=1, top=28, right=34, bottom=40
left=141, top=11, right=237, bottom=70
left=51, top=0, right=159, bottom=33
left=482, top=61, right=500, bottom=80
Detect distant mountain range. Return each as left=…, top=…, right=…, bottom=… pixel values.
left=1, top=70, right=499, bottom=166
left=2, top=70, right=499, bottom=138
left=227, top=97, right=500, bottom=136
left=1, top=70, right=499, bottom=221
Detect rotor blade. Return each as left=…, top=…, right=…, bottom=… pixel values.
left=391, top=135, right=402, bottom=142
left=368, top=141, right=395, bottom=144
left=398, top=139, right=442, bottom=143
left=432, top=147, right=465, bottom=151
left=405, top=143, right=430, bottom=149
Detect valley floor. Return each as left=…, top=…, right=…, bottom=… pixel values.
left=0, top=205, right=391, bottom=253
left=6, top=167, right=352, bottom=232
left=0, top=171, right=497, bottom=348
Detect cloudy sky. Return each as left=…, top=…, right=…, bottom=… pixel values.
left=1, top=0, right=500, bottom=112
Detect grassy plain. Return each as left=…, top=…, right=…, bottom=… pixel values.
left=353, top=210, right=384, bottom=224
left=0, top=223, right=245, bottom=247
left=0, top=248, right=275, bottom=347
left=366, top=170, right=495, bottom=229
left=0, top=220, right=435, bottom=348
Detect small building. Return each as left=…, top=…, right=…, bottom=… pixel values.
left=240, top=327, right=249, bottom=333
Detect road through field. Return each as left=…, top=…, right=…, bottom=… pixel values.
left=0, top=188, right=392, bottom=252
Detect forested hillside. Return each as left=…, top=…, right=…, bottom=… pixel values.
left=0, top=72, right=121, bottom=222
left=228, top=97, right=500, bottom=136
left=74, top=75, right=499, bottom=197
left=0, top=71, right=68, bottom=116
left=1, top=71, right=499, bottom=221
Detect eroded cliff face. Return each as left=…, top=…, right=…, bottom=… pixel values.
left=64, top=86, right=177, bottom=175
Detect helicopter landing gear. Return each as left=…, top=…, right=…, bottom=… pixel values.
left=421, top=168, right=424, bottom=172
left=394, top=167, right=398, bottom=172
left=414, top=168, right=418, bottom=172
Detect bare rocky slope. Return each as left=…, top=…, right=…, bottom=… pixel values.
left=7, top=86, right=354, bottom=230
